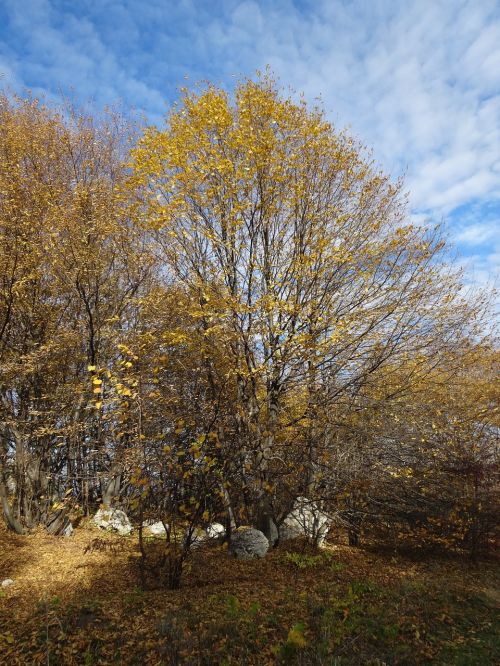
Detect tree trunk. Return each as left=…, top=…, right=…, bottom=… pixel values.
left=0, top=474, right=24, bottom=534
left=46, top=508, right=71, bottom=536
left=102, top=466, right=123, bottom=508
left=348, top=514, right=363, bottom=547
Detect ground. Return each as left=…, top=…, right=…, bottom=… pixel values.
left=0, top=521, right=498, bottom=665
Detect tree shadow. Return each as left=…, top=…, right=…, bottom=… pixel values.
left=0, top=523, right=37, bottom=581
left=1, top=523, right=499, bottom=665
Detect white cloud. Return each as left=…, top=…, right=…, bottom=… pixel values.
left=0, top=0, right=165, bottom=121
left=157, top=1, right=499, bottom=242
left=1, top=0, right=499, bottom=297
left=455, top=222, right=499, bottom=246
left=203, top=0, right=500, bottom=303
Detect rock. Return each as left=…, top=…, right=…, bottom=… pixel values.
left=185, top=523, right=226, bottom=549
left=1, top=578, right=15, bottom=588
left=280, top=497, right=331, bottom=547
left=229, top=527, right=269, bottom=559
left=93, top=508, right=132, bottom=535
left=145, top=521, right=167, bottom=536
left=206, top=522, right=225, bottom=540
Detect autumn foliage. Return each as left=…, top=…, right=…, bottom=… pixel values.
left=0, top=76, right=498, bottom=589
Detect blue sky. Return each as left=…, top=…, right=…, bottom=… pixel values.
left=1, top=0, right=499, bottom=298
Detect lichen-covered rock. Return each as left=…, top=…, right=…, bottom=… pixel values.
left=281, top=497, right=331, bottom=546
left=229, top=527, right=269, bottom=559
left=93, top=508, right=132, bottom=535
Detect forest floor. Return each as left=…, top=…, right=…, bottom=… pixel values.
left=0, top=520, right=498, bottom=665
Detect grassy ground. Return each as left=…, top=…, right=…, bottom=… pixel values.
left=0, top=521, right=498, bottom=665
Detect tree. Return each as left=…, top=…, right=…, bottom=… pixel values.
left=0, top=92, right=152, bottom=532
left=130, top=73, right=484, bottom=541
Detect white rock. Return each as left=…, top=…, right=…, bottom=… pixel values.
left=206, top=522, right=225, bottom=540
left=281, top=497, right=331, bottom=547
left=93, top=508, right=132, bottom=536
left=229, top=527, right=269, bottom=559
left=1, top=578, right=15, bottom=588
left=145, top=521, right=167, bottom=536
left=186, top=523, right=225, bottom=549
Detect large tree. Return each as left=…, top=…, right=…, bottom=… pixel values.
left=130, top=74, right=482, bottom=539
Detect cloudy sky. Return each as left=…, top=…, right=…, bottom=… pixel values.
left=1, top=0, right=499, bottom=296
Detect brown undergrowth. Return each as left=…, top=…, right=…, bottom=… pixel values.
left=0, top=522, right=498, bottom=665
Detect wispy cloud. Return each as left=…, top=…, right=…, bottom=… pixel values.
left=455, top=222, right=499, bottom=246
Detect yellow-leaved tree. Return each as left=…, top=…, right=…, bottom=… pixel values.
left=0, top=93, right=153, bottom=532
left=130, top=73, right=483, bottom=542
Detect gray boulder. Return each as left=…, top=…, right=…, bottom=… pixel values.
left=229, top=527, right=269, bottom=559
left=281, top=497, right=331, bottom=547
left=1, top=578, right=15, bottom=588
left=93, top=508, right=132, bottom=536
